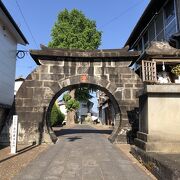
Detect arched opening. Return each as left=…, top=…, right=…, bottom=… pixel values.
left=46, top=82, right=121, bottom=143
left=13, top=47, right=143, bottom=145
left=13, top=70, right=142, bottom=145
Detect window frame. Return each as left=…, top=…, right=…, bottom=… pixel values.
left=163, top=0, right=178, bottom=40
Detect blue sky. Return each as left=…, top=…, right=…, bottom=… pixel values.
left=3, top=0, right=150, bottom=113
left=2, top=0, right=149, bottom=78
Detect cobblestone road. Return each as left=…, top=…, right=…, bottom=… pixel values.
left=14, top=125, right=152, bottom=180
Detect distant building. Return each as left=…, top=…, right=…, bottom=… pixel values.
left=14, top=77, right=25, bottom=95
left=78, top=100, right=94, bottom=121
left=58, top=99, right=94, bottom=123
left=97, top=90, right=115, bottom=126
left=0, top=1, right=28, bottom=135
left=57, top=100, right=67, bottom=116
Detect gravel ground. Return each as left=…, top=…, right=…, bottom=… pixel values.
left=0, top=144, right=48, bottom=180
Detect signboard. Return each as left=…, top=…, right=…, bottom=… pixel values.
left=11, top=115, right=18, bottom=154
left=80, top=74, right=88, bottom=83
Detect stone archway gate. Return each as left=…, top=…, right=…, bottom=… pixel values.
left=15, top=46, right=143, bottom=144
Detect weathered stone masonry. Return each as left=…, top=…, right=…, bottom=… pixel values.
left=14, top=47, right=143, bottom=144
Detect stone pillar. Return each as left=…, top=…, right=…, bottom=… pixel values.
left=135, top=85, right=180, bottom=153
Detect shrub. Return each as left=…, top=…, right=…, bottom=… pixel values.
left=50, top=102, right=65, bottom=126
left=66, top=99, right=80, bottom=112
left=63, top=93, right=80, bottom=112
left=171, top=64, right=180, bottom=76
left=63, top=93, right=71, bottom=102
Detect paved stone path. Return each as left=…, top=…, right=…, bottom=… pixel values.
left=14, top=125, right=152, bottom=180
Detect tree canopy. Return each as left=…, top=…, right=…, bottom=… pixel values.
left=48, top=9, right=101, bottom=123
left=48, top=9, right=102, bottom=50
left=50, top=101, right=65, bottom=126
left=75, top=87, right=93, bottom=102
left=63, top=93, right=80, bottom=112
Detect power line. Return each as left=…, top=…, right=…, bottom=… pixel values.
left=99, top=0, right=145, bottom=29
left=15, top=0, right=38, bottom=48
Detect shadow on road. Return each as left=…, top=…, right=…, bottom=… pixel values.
left=67, top=136, right=82, bottom=142
left=54, top=128, right=113, bottom=137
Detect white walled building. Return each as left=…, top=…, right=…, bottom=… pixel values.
left=14, top=77, right=24, bottom=95
left=57, top=100, right=67, bottom=116
left=0, top=1, right=28, bottom=133
left=78, top=100, right=94, bottom=120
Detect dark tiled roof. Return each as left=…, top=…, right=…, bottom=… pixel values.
left=30, top=45, right=140, bottom=65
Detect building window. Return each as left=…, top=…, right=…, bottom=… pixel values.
left=133, top=45, right=138, bottom=51
left=143, top=31, right=149, bottom=49
left=155, top=10, right=164, bottom=41
left=176, top=0, right=180, bottom=31
left=164, top=0, right=175, bottom=25
left=142, top=60, right=157, bottom=83
left=148, top=21, right=156, bottom=41
left=134, top=38, right=143, bottom=51
left=164, top=0, right=177, bottom=40
left=141, top=59, right=180, bottom=84
left=132, top=0, right=179, bottom=52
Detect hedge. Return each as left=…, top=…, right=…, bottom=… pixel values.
left=50, top=102, right=65, bottom=126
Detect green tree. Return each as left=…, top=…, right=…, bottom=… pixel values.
left=48, top=9, right=102, bottom=50
left=50, top=101, right=65, bottom=126
left=75, top=87, right=93, bottom=102
left=48, top=9, right=102, bottom=124
left=63, top=93, right=80, bottom=112
left=62, top=90, right=80, bottom=125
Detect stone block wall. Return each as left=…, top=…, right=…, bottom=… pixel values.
left=13, top=58, right=143, bottom=144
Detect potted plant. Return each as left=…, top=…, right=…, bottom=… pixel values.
left=171, top=64, right=180, bottom=83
